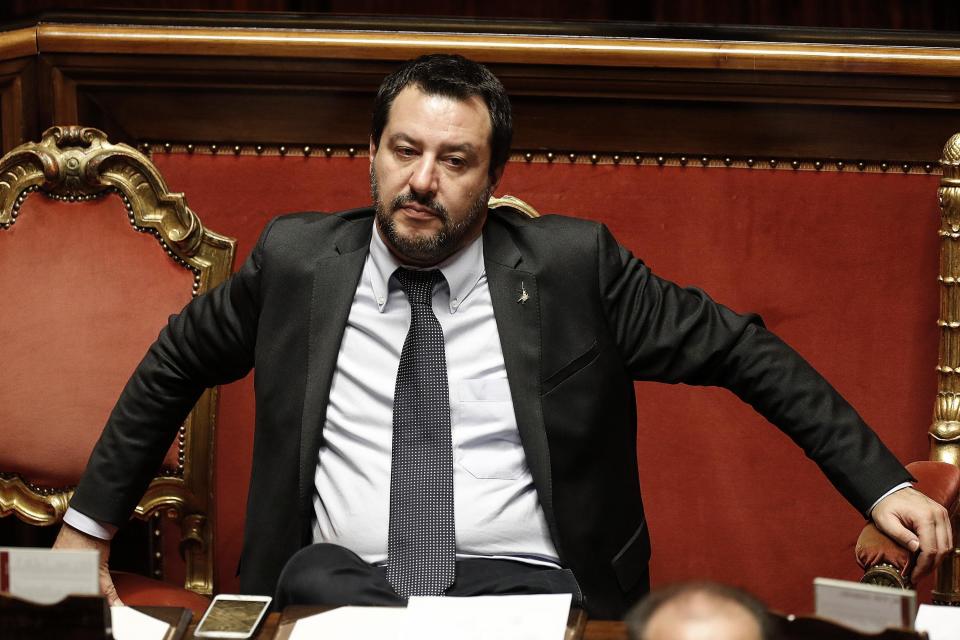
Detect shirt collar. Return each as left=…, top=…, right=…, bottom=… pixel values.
left=368, top=220, right=485, bottom=314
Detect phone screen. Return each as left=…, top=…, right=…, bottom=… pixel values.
left=196, top=598, right=271, bottom=636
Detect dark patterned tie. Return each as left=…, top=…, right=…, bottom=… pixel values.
left=386, top=268, right=456, bottom=597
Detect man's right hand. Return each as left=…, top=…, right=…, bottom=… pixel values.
left=53, top=523, right=123, bottom=605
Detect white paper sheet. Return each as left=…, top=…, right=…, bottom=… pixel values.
left=289, top=594, right=572, bottom=640
left=405, top=594, right=572, bottom=640
left=110, top=606, right=172, bottom=640
left=814, top=577, right=915, bottom=633
left=289, top=606, right=405, bottom=640
left=0, top=547, right=99, bottom=605
left=915, top=603, right=960, bottom=640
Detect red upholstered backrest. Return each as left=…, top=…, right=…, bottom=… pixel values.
left=0, top=193, right=193, bottom=486
left=908, top=461, right=960, bottom=512
left=152, top=152, right=938, bottom=613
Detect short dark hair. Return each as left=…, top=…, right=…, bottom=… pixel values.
left=370, top=54, right=513, bottom=176
left=626, top=582, right=777, bottom=640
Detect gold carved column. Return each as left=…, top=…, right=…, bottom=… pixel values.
left=932, top=133, right=960, bottom=605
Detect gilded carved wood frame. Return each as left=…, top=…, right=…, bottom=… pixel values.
left=932, top=134, right=960, bottom=605
left=0, top=125, right=236, bottom=595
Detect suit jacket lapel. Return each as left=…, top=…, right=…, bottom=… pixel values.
left=298, top=213, right=373, bottom=531
left=483, top=214, right=559, bottom=551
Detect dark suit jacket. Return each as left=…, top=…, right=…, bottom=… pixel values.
left=72, top=206, right=910, bottom=619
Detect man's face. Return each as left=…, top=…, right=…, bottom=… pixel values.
left=370, top=85, right=502, bottom=266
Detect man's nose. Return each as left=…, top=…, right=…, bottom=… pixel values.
left=408, top=157, right=438, bottom=196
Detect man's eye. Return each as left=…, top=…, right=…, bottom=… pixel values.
left=445, top=157, right=466, bottom=168
left=395, top=147, right=417, bottom=157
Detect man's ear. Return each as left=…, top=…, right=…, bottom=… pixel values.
left=369, top=137, right=377, bottom=168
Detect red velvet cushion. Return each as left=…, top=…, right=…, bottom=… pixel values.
left=0, top=194, right=192, bottom=485
left=855, top=460, right=960, bottom=571
left=111, top=570, right=210, bottom=619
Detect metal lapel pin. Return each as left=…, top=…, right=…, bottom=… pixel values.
left=517, top=281, right=529, bottom=304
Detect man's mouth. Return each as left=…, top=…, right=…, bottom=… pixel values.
left=395, top=202, right=440, bottom=219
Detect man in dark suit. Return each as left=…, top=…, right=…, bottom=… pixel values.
left=55, top=54, right=951, bottom=619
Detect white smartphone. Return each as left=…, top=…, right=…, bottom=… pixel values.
left=194, top=594, right=273, bottom=639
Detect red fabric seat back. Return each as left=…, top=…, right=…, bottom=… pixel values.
left=0, top=194, right=192, bottom=486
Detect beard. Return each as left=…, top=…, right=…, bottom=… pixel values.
left=371, top=165, right=490, bottom=265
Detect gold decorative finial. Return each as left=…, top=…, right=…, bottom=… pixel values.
left=941, top=133, right=960, bottom=169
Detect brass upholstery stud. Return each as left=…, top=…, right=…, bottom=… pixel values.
left=836, top=161, right=845, bottom=170
left=901, top=163, right=911, bottom=173
left=769, top=159, right=778, bottom=168
left=634, top=155, right=642, bottom=164
left=880, top=162, right=889, bottom=171
left=163, top=143, right=171, bottom=153
left=746, top=158, right=755, bottom=167
left=590, top=154, right=598, bottom=164
left=233, top=145, right=241, bottom=155
left=324, top=147, right=333, bottom=157
left=279, top=146, right=287, bottom=156
left=679, top=156, right=688, bottom=166
left=723, top=157, right=733, bottom=166
left=186, top=144, right=194, bottom=154
left=210, top=144, right=218, bottom=154
left=546, top=152, right=554, bottom=162
left=255, top=145, right=264, bottom=154
left=857, top=161, right=866, bottom=170
left=568, top=153, right=576, bottom=162
left=925, top=164, right=934, bottom=173
left=612, top=155, right=621, bottom=164
left=303, top=146, right=312, bottom=156
left=814, top=161, right=823, bottom=170
left=700, top=156, right=709, bottom=166
left=791, top=160, right=801, bottom=169
left=524, top=152, right=533, bottom=162
left=347, top=147, right=356, bottom=157
left=656, top=156, right=666, bottom=166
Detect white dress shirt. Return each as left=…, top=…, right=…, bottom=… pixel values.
left=312, top=224, right=559, bottom=566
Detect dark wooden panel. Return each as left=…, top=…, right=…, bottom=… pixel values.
left=25, top=18, right=960, bottom=163
left=0, top=28, right=40, bottom=152
left=0, top=58, right=39, bottom=152
left=5, top=2, right=960, bottom=31
left=43, top=52, right=960, bottom=162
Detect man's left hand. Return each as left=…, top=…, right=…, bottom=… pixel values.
left=871, top=487, right=953, bottom=582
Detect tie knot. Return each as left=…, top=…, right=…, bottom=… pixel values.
left=396, top=268, right=442, bottom=306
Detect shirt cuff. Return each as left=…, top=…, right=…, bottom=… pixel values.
left=867, top=481, right=913, bottom=518
left=63, top=507, right=118, bottom=541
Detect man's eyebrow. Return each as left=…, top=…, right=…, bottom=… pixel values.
left=387, top=133, right=419, bottom=146
left=441, top=143, right=478, bottom=156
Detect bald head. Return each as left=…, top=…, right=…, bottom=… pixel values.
left=627, top=583, right=774, bottom=640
